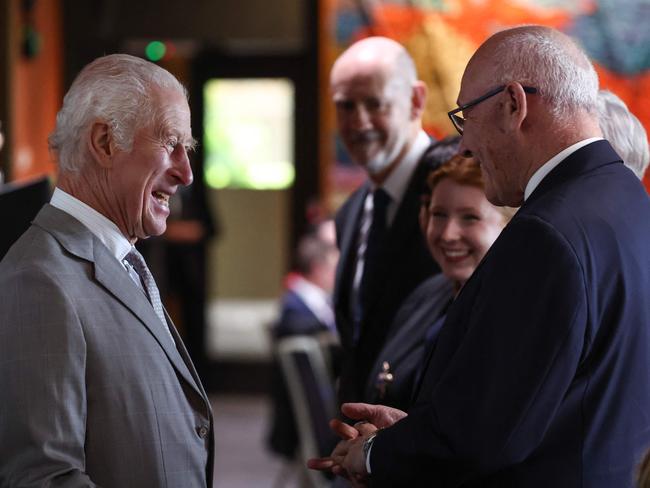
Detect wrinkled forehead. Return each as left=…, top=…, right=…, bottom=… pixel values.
left=148, top=87, right=193, bottom=141
left=153, top=87, right=190, bottom=122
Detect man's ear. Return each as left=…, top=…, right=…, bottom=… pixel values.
left=411, top=81, right=427, bottom=119
left=88, top=121, right=115, bottom=168
left=504, top=82, right=528, bottom=132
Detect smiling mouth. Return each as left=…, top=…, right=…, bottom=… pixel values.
left=152, top=191, right=170, bottom=207
left=442, top=249, right=471, bottom=260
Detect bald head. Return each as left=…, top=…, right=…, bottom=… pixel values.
left=456, top=26, right=601, bottom=207
left=330, top=37, right=425, bottom=183
left=331, top=37, right=417, bottom=90
left=465, top=26, right=599, bottom=121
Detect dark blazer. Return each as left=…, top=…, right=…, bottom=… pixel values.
left=369, top=140, right=650, bottom=487
left=0, top=205, right=214, bottom=487
left=274, top=289, right=332, bottom=338
left=267, top=289, right=339, bottom=459
left=334, top=146, right=441, bottom=404
left=364, top=274, right=453, bottom=411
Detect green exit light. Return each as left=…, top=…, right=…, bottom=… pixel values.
left=145, top=41, right=166, bottom=62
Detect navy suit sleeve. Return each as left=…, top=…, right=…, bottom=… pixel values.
left=369, top=215, right=588, bottom=485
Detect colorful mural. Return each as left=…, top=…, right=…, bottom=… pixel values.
left=332, top=0, right=650, bottom=189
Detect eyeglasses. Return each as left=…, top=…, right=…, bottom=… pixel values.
left=447, top=85, right=537, bottom=135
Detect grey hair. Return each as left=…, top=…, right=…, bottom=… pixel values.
left=491, top=27, right=599, bottom=121
left=49, top=53, right=187, bottom=173
left=597, top=90, right=649, bottom=179
left=295, top=234, right=337, bottom=276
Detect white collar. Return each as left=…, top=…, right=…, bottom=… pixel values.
left=50, top=187, right=133, bottom=261
left=524, top=138, right=603, bottom=201
left=289, top=275, right=335, bottom=330
left=376, top=130, right=430, bottom=205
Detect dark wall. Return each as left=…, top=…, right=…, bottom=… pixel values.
left=62, top=0, right=306, bottom=91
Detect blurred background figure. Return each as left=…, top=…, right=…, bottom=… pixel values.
left=275, top=228, right=339, bottom=339
left=137, top=179, right=219, bottom=381
left=330, top=36, right=442, bottom=408
left=597, top=89, right=649, bottom=180
left=267, top=223, right=341, bottom=485
left=367, top=155, right=515, bottom=410
left=0, top=116, right=51, bottom=259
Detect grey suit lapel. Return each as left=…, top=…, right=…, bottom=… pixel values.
left=94, top=249, right=206, bottom=396
left=34, top=205, right=206, bottom=401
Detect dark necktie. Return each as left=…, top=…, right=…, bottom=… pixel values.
left=124, top=249, right=174, bottom=343
left=357, top=188, right=391, bottom=336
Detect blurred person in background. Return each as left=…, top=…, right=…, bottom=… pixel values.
left=330, top=36, right=444, bottom=408
left=597, top=89, right=649, bottom=180
left=268, top=226, right=341, bottom=460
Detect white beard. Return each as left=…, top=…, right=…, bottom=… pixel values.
left=365, top=132, right=407, bottom=176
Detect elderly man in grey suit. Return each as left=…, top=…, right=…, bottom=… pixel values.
left=0, top=54, right=214, bottom=487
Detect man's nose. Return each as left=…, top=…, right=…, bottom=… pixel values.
left=172, top=147, right=194, bottom=186
left=350, top=104, right=372, bottom=130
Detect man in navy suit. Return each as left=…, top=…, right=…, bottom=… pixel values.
left=268, top=231, right=340, bottom=459
left=330, top=36, right=440, bottom=406
left=310, top=25, right=650, bottom=487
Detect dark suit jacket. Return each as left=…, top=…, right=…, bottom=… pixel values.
left=274, top=289, right=332, bottom=338
left=334, top=146, right=441, bottom=404
left=268, top=289, right=339, bottom=459
left=364, top=274, right=453, bottom=411
left=369, top=140, right=650, bottom=487
left=0, top=205, right=214, bottom=487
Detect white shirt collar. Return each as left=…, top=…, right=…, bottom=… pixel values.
left=524, top=138, right=603, bottom=201
left=50, top=187, right=133, bottom=261
left=378, top=130, right=431, bottom=205
left=289, top=275, right=336, bottom=331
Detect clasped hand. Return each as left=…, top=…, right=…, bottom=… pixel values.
left=307, top=402, right=407, bottom=487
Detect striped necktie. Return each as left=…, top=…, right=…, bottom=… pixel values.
left=124, top=249, right=175, bottom=343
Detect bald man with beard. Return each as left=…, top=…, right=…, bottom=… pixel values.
left=330, top=37, right=442, bottom=408
left=311, top=25, right=650, bottom=488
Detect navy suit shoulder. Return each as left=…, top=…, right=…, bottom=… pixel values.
left=274, top=289, right=326, bottom=338
left=369, top=141, right=650, bottom=487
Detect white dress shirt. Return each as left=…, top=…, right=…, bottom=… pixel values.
left=352, top=130, right=432, bottom=300
left=289, top=275, right=337, bottom=334
left=50, top=187, right=133, bottom=265
left=524, top=138, right=603, bottom=201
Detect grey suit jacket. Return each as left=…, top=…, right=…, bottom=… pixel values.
left=0, top=205, right=214, bottom=487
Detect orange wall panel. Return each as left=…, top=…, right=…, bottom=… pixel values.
left=11, top=0, right=62, bottom=182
